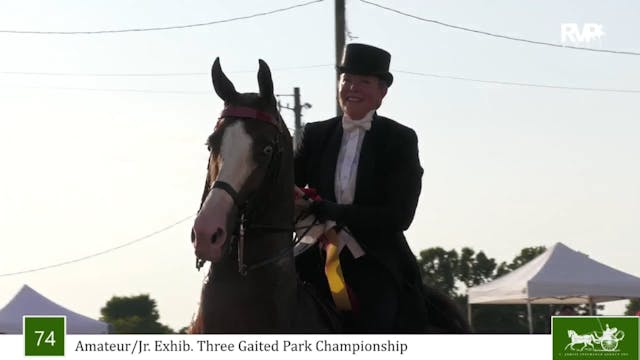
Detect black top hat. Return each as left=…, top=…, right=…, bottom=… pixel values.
left=338, top=43, right=393, bottom=86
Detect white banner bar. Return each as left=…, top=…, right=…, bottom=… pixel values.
left=1, top=334, right=551, bottom=359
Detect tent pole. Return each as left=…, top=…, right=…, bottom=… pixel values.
left=527, top=301, right=533, bottom=334
left=467, top=302, right=473, bottom=329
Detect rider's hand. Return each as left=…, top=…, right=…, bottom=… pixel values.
left=309, top=200, right=344, bottom=223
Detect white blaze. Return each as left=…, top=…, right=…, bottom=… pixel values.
left=216, top=121, right=256, bottom=193
left=193, top=121, right=256, bottom=262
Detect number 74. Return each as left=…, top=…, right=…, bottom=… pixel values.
left=34, top=330, right=56, bottom=346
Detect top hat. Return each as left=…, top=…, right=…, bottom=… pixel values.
left=338, top=43, right=393, bottom=86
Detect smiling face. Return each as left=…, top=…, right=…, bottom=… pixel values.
left=338, top=73, right=388, bottom=120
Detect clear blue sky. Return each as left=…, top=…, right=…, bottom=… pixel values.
left=0, top=0, right=638, bottom=330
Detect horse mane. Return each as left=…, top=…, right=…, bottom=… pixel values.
left=422, top=284, right=472, bottom=333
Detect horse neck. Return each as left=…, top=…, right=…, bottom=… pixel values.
left=202, top=179, right=298, bottom=332
left=242, top=166, right=294, bottom=269
left=242, top=133, right=294, bottom=265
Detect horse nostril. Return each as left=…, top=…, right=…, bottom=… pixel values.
left=210, top=228, right=225, bottom=244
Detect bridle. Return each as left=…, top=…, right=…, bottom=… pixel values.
left=195, top=104, right=294, bottom=275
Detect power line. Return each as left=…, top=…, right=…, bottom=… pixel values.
left=0, top=64, right=332, bottom=77
left=0, top=71, right=203, bottom=77
left=360, top=0, right=640, bottom=56
left=396, top=69, right=640, bottom=94
left=0, top=214, right=195, bottom=277
left=7, top=72, right=638, bottom=96
left=3, top=66, right=637, bottom=95
left=8, top=85, right=210, bottom=95
left=0, top=0, right=324, bottom=35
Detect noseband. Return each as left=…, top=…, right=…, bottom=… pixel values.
left=196, top=105, right=292, bottom=274
left=210, top=181, right=240, bottom=207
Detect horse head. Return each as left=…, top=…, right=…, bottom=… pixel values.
left=192, top=58, right=293, bottom=268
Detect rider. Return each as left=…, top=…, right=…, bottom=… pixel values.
left=294, top=43, right=429, bottom=333
left=603, top=324, right=616, bottom=337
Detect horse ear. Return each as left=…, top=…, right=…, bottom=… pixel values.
left=211, top=57, right=238, bottom=103
left=257, top=59, right=275, bottom=102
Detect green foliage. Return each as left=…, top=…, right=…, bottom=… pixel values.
left=418, top=247, right=459, bottom=297
left=457, top=248, right=497, bottom=288
left=625, top=298, right=640, bottom=315
left=418, top=245, right=550, bottom=333
left=495, top=246, right=546, bottom=277
left=418, top=245, right=613, bottom=333
left=418, top=246, right=500, bottom=296
left=100, top=294, right=174, bottom=334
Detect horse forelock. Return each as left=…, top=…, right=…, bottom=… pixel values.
left=231, top=93, right=278, bottom=117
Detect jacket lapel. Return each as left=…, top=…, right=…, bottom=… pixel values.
left=353, top=114, right=380, bottom=204
left=320, top=118, right=342, bottom=202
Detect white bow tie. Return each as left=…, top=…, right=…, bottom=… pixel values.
left=342, top=117, right=372, bottom=132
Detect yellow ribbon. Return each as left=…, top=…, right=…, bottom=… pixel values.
left=323, top=228, right=351, bottom=311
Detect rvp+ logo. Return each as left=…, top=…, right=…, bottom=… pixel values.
left=561, top=23, right=605, bottom=46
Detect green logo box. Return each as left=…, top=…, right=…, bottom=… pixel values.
left=552, top=316, right=639, bottom=360
left=23, top=316, right=66, bottom=356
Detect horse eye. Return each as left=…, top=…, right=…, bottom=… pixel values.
left=263, top=145, right=273, bottom=156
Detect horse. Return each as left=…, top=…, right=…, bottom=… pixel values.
left=564, top=330, right=596, bottom=351
left=189, top=57, right=471, bottom=334
left=189, top=58, right=337, bottom=333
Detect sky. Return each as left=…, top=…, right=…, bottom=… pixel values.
left=0, top=0, right=638, bottom=331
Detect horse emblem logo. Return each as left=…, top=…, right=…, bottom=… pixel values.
left=552, top=316, right=638, bottom=360
left=564, top=324, right=625, bottom=352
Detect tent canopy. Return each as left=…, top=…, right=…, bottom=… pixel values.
left=0, top=285, right=109, bottom=334
left=468, top=242, right=640, bottom=305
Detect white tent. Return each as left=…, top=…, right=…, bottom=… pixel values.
left=0, top=285, right=109, bottom=334
left=467, top=242, right=640, bottom=333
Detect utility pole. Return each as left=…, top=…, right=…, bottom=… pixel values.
left=335, top=0, right=345, bottom=116
left=293, top=87, right=302, bottom=141
left=276, top=87, right=311, bottom=149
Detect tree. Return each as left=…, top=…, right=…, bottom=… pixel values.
left=100, top=294, right=174, bottom=334
left=467, top=246, right=548, bottom=333
left=457, top=247, right=497, bottom=288
left=495, top=246, right=546, bottom=277
left=418, top=247, right=459, bottom=298
left=625, top=298, right=640, bottom=315
left=418, top=245, right=552, bottom=333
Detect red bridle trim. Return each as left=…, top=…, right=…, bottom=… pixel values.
left=217, top=105, right=281, bottom=132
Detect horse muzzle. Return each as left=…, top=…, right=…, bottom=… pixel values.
left=192, top=188, right=235, bottom=263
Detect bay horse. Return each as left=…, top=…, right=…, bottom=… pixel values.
left=190, top=58, right=336, bottom=333
left=189, top=58, right=471, bottom=334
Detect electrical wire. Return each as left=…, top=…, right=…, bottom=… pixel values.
left=0, top=64, right=332, bottom=77
left=360, top=0, right=640, bottom=56
left=0, top=0, right=324, bottom=35
left=4, top=85, right=210, bottom=94
left=396, top=69, right=640, bottom=94
left=6, top=68, right=638, bottom=95
left=0, top=214, right=196, bottom=277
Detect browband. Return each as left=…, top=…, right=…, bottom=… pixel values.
left=218, top=105, right=282, bottom=132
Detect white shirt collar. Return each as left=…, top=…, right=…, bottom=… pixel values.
left=342, top=110, right=375, bottom=132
